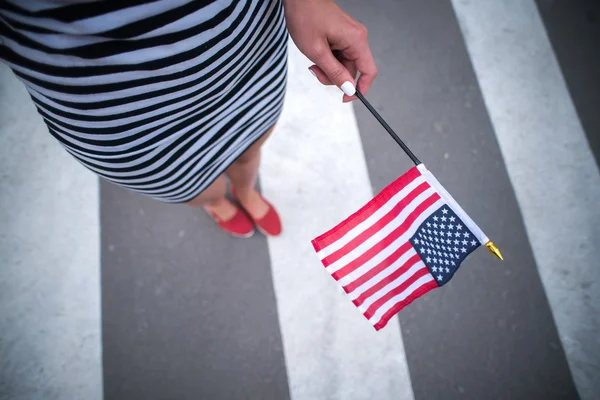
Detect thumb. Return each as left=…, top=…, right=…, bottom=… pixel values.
left=313, top=49, right=356, bottom=96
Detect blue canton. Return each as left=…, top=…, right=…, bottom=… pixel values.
left=409, top=206, right=480, bottom=286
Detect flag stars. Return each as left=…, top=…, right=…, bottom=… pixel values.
left=413, top=206, right=479, bottom=283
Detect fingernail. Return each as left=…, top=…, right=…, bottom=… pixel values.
left=308, top=68, right=317, bottom=77
left=340, top=81, right=356, bottom=96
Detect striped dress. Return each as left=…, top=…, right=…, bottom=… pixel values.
left=0, top=0, right=288, bottom=203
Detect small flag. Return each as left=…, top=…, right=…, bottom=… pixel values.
left=311, top=164, right=489, bottom=330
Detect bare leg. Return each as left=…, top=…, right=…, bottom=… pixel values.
left=185, top=175, right=238, bottom=221
left=225, top=127, right=275, bottom=219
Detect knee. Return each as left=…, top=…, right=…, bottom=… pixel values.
left=235, top=147, right=260, bottom=165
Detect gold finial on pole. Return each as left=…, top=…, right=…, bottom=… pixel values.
left=485, top=241, right=503, bottom=261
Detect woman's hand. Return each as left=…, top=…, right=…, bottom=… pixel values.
left=284, top=0, right=378, bottom=102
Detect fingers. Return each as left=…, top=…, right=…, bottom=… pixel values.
left=308, top=65, right=332, bottom=85
left=309, top=56, right=357, bottom=84
left=309, top=64, right=357, bottom=102
left=311, top=43, right=356, bottom=94
left=352, top=29, right=378, bottom=94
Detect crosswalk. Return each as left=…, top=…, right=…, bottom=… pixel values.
left=1, top=1, right=598, bottom=399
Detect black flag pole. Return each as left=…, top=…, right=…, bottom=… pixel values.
left=354, top=89, right=421, bottom=166
left=353, top=88, right=503, bottom=261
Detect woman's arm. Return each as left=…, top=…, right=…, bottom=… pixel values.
left=283, top=0, right=378, bottom=102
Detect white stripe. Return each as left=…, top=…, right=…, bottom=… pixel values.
left=261, top=40, right=415, bottom=400
left=325, top=189, right=437, bottom=273
left=316, top=175, right=426, bottom=259
left=358, top=261, right=427, bottom=314
left=337, top=199, right=443, bottom=287
left=347, top=247, right=418, bottom=300
left=451, top=1, right=600, bottom=398
left=0, top=64, right=102, bottom=399
left=417, top=164, right=489, bottom=244
left=369, top=274, right=435, bottom=325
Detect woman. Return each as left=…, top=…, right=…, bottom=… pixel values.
left=0, top=0, right=377, bottom=237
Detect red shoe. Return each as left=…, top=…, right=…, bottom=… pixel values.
left=204, top=206, right=255, bottom=238
left=231, top=187, right=282, bottom=237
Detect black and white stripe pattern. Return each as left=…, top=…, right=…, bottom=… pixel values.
left=0, top=0, right=287, bottom=203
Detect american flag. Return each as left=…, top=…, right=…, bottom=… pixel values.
left=312, top=164, right=488, bottom=330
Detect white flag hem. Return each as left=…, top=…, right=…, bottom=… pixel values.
left=417, top=164, right=489, bottom=245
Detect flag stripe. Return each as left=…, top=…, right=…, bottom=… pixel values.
left=335, top=198, right=444, bottom=286
left=363, top=264, right=431, bottom=318
left=326, top=192, right=441, bottom=274
left=345, top=242, right=414, bottom=295
left=372, top=279, right=439, bottom=331
left=312, top=166, right=422, bottom=254
left=352, top=253, right=423, bottom=307
left=323, top=181, right=430, bottom=266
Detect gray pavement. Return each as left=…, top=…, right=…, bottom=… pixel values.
left=100, top=184, right=289, bottom=399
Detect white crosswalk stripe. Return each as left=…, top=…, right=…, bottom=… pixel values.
left=260, top=41, right=415, bottom=400
left=451, top=1, right=600, bottom=398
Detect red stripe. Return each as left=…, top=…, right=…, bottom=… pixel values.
left=322, top=181, right=430, bottom=266
left=373, top=280, right=439, bottom=331
left=328, top=192, right=441, bottom=276
left=351, top=254, right=422, bottom=307
left=311, top=166, right=422, bottom=252
left=363, top=267, right=431, bottom=320
left=342, top=242, right=413, bottom=294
